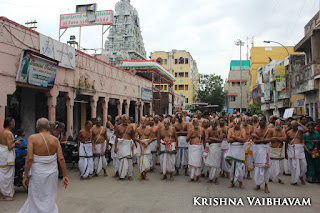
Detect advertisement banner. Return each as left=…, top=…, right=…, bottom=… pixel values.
left=261, top=104, right=270, bottom=111
left=60, top=10, right=113, bottom=28
left=264, top=83, right=271, bottom=101
left=141, top=88, right=152, bottom=101
left=40, top=34, right=75, bottom=69
left=16, top=50, right=58, bottom=88
left=275, top=66, right=286, bottom=91
left=228, top=108, right=234, bottom=114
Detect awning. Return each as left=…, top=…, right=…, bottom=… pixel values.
left=228, top=93, right=238, bottom=96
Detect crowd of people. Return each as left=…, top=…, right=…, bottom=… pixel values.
left=0, top=111, right=319, bottom=211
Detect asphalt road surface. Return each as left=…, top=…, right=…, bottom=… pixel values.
left=1, top=163, right=320, bottom=213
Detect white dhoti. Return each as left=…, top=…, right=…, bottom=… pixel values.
left=221, top=138, right=230, bottom=173
left=110, top=134, right=119, bottom=173
left=78, top=142, right=94, bottom=178
left=176, top=136, right=189, bottom=169
left=18, top=154, right=58, bottom=213
left=149, top=139, right=158, bottom=169
left=244, top=141, right=254, bottom=172
left=138, top=139, right=152, bottom=173
left=204, top=143, right=221, bottom=180
left=226, top=142, right=245, bottom=183
left=253, top=143, right=270, bottom=185
left=160, top=140, right=176, bottom=175
left=188, top=144, right=203, bottom=179
left=93, top=141, right=108, bottom=175
left=269, top=146, right=285, bottom=181
left=288, top=144, right=307, bottom=183
left=118, top=139, right=134, bottom=178
left=0, top=144, right=15, bottom=198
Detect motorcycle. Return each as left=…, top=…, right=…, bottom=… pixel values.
left=62, top=140, right=79, bottom=169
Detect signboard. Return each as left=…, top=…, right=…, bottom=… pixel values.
left=141, top=88, right=152, bottom=101
left=264, top=83, right=271, bottom=101
left=40, top=34, right=75, bottom=69
left=275, top=66, right=286, bottom=91
left=294, top=99, right=305, bottom=108
left=16, top=50, right=58, bottom=88
left=228, top=108, right=234, bottom=114
left=261, top=104, right=270, bottom=111
left=278, top=91, right=290, bottom=100
left=60, top=10, right=113, bottom=28
left=223, top=105, right=228, bottom=112
left=277, top=100, right=284, bottom=109
left=270, top=103, right=275, bottom=109
left=283, top=108, right=294, bottom=119
left=252, top=85, right=262, bottom=99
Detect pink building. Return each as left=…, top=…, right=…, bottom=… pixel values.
left=0, top=17, right=153, bottom=138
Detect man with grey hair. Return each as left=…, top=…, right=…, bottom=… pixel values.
left=18, top=118, right=69, bottom=212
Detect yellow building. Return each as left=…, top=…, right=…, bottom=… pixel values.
left=250, top=46, right=296, bottom=104
left=150, top=50, right=199, bottom=107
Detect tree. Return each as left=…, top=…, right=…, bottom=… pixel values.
left=196, top=74, right=226, bottom=111
left=249, top=102, right=262, bottom=115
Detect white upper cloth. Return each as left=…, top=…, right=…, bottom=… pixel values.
left=253, top=143, right=270, bottom=168
left=226, top=142, right=245, bottom=162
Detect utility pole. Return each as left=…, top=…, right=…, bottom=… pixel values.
left=235, top=39, right=245, bottom=113
left=25, top=20, right=37, bottom=30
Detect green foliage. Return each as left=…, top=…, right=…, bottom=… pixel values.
left=196, top=74, right=226, bottom=111
left=249, top=102, right=262, bottom=115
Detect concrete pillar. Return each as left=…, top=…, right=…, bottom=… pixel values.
left=135, top=102, right=139, bottom=123
left=140, top=101, right=144, bottom=119
left=46, top=89, right=59, bottom=123
left=90, top=95, right=98, bottom=119
left=65, top=92, right=75, bottom=139
left=124, top=99, right=129, bottom=116
left=0, top=77, right=16, bottom=131
left=0, top=93, right=7, bottom=132
left=117, top=98, right=123, bottom=116
left=149, top=102, right=153, bottom=116
left=102, top=97, right=109, bottom=127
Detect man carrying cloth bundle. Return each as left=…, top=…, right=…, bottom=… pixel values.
left=158, top=118, right=177, bottom=181
left=78, top=120, right=94, bottom=180
left=134, top=117, right=154, bottom=180
left=204, top=119, right=222, bottom=184
left=187, top=119, right=205, bottom=182
left=115, top=115, right=135, bottom=181
left=269, top=119, right=287, bottom=184
left=148, top=117, right=159, bottom=171
left=226, top=118, right=247, bottom=189
left=175, top=113, right=189, bottom=176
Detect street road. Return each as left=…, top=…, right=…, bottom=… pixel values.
left=1, top=163, right=319, bottom=213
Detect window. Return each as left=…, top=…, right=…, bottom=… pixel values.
left=185, top=58, right=189, bottom=64
left=156, top=57, right=163, bottom=65
left=164, top=59, right=167, bottom=65
left=185, top=85, right=188, bottom=90
left=155, top=85, right=160, bottom=90
left=164, top=85, right=167, bottom=91
left=179, top=85, right=184, bottom=90
left=179, top=72, right=184, bottom=77
left=175, top=59, right=178, bottom=64
left=175, top=72, right=178, bottom=77
left=175, top=85, right=178, bottom=90
left=185, top=72, right=188, bottom=77
left=160, top=85, right=164, bottom=90
left=186, top=98, right=188, bottom=103
left=244, top=82, right=247, bottom=86
left=179, top=57, right=184, bottom=64
left=229, top=96, right=236, bottom=102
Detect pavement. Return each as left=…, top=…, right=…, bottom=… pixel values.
left=1, top=163, right=320, bottom=213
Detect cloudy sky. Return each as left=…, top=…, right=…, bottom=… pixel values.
left=1, top=0, right=319, bottom=80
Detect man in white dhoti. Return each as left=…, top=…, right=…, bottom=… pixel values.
left=158, top=118, right=177, bottom=181
left=148, top=117, right=159, bottom=171
left=187, top=119, right=205, bottom=182
left=134, top=117, right=154, bottom=180
left=226, top=118, right=247, bottom=189
left=287, top=120, right=308, bottom=185
left=174, top=113, right=189, bottom=176
left=0, top=117, right=19, bottom=201
left=78, top=120, right=94, bottom=180
left=241, top=116, right=254, bottom=180
left=92, top=117, right=108, bottom=177
left=201, top=119, right=210, bottom=177
left=111, top=116, right=121, bottom=178
left=18, top=118, right=69, bottom=212
left=115, top=115, right=135, bottom=181
left=269, top=119, right=287, bottom=184
left=204, top=119, right=222, bottom=184
left=218, top=117, right=230, bottom=178
left=251, top=115, right=273, bottom=193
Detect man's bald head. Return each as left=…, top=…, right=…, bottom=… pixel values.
left=37, top=118, right=50, bottom=131
left=291, top=120, right=298, bottom=130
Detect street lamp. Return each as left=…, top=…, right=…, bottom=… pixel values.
left=235, top=39, right=245, bottom=114
left=263, top=40, right=289, bottom=56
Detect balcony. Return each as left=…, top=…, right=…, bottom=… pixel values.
left=293, top=62, right=320, bottom=94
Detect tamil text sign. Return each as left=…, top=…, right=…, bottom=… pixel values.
left=141, top=88, right=152, bottom=102
left=60, top=10, right=113, bottom=28
left=264, top=83, right=271, bottom=102
left=40, top=34, right=75, bottom=69
left=275, top=66, right=286, bottom=91
left=16, top=50, right=58, bottom=88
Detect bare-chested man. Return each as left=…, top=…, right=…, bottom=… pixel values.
left=148, top=117, right=159, bottom=170
left=78, top=120, right=94, bottom=180
left=115, top=115, right=135, bottom=181
left=201, top=119, right=210, bottom=177
left=251, top=115, right=273, bottom=193
left=252, top=115, right=260, bottom=129
left=18, top=118, right=69, bottom=212
left=158, top=118, right=177, bottom=181
left=205, top=119, right=222, bottom=184
left=174, top=113, right=189, bottom=176
left=134, top=117, right=154, bottom=180
left=269, top=119, right=287, bottom=184
left=286, top=120, right=308, bottom=185
left=187, top=119, right=205, bottom=182
left=91, top=117, right=108, bottom=177
left=111, top=115, right=121, bottom=178
left=219, top=117, right=230, bottom=178
left=242, top=115, right=254, bottom=180
left=226, top=118, right=247, bottom=189
left=0, top=117, right=20, bottom=201
left=268, top=115, right=276, bottom=128
left=107, top=115, right=114, bottom=132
